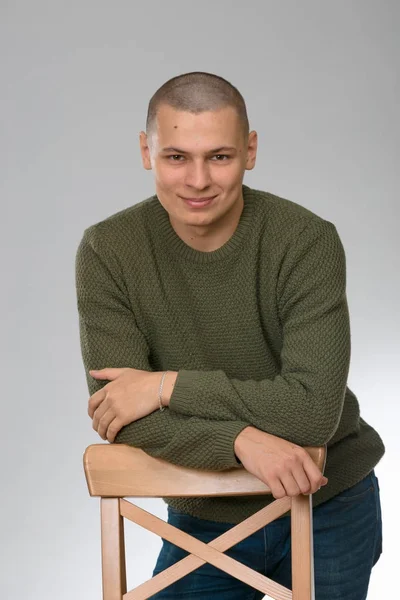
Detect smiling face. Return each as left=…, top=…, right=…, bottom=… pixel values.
left=139, top=104, right=257, bottom=249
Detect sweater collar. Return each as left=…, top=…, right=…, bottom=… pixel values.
left=151, top=184, right=257, bottom=264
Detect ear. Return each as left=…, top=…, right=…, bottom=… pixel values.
left=139, top=131, right=152, bottom=170
left=245, top=130, right=258, bottom=171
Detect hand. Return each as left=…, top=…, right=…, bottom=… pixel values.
left=234, top=426, right=328, bottom=498
left=88, top=367, right=161, bottom=442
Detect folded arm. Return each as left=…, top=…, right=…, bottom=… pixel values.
left=75, top=226, right=248, bottom=471
left=167, top=219, right=350, bottom=447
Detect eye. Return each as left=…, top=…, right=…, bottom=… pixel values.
left=167, top=155, right=184, bottom=161
left=212, top=154, right=230, bottom=161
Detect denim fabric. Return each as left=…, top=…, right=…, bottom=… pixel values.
left=151, top=470, right=382, bottom=599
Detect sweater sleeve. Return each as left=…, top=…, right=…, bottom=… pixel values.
left=75, top=226, right=248, bottom=471
left=168, top=219, right=351, bottom=447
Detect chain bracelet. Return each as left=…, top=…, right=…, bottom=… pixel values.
left=158, top=371, right=169, bottom=412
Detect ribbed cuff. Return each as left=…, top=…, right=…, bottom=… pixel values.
left=211, top=421, right=250, bottom=470
left=169, top=369, right=202, bottom=413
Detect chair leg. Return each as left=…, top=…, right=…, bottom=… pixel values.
left=100, top=498, right=127, bottom=600
left=291, top=494, right=314, bottom=600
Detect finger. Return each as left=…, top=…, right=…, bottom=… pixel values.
left=88, top=384, right=108, bottom=419
left=88, top=388, right=108, bottom=418
left=89, top=368, right=127, bottom=381
left=92, top=395, right=110, bottom=433
left=267, top=476, right=287, bottom=500
left=96, top=407, right=116, bottom=441
left=279, top=472, right=301, bottom=497
left=302, top=455, right=328, bottom=494
left=290, top=463, right=313, bottom=495
left=106, top=418, right=123, bottom=443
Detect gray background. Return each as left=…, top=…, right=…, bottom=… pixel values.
left=1, top=1, right=398, bottom=598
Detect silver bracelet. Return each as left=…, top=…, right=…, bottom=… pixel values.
left=158, top=371, right=169, bottom=412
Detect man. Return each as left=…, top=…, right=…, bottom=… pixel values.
left=75, top=71, right=384, bottom=599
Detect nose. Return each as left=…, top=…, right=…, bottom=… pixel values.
left=184, top=159, right=212, bottom=190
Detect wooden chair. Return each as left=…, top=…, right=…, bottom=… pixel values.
left=83, top=443, right=326, bottom=600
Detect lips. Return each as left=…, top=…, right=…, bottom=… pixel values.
left=182, top=196, right=216, bottom=201
left=181, top=196, right=216, bottom=208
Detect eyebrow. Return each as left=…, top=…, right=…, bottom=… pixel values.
left=160, top=146, right=237, bottom=154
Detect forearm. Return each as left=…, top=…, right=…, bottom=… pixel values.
left=168, top=369, right=346, bottom=447
left=114, top=410, right=248, bottom=471
left=162, top=365, right=347, bottom=447
left=166, top=220, right=350, bottom=447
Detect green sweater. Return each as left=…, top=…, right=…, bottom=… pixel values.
left=75, top=184, right=384, bottom=524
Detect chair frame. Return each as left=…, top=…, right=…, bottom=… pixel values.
left=83, top=443, right=326, bottom=600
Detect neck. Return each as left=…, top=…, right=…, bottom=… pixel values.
left=170, top=195, right=244, bottom=252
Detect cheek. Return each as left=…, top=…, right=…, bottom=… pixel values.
left=216, top=166, right=243, bottom=189
left=155, top=164, right=182, bottom=187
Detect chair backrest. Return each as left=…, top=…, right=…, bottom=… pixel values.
left=83, top=443, right=326, bottom=600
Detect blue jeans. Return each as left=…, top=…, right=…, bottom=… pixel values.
left=151, top=470, right=382, bottom=599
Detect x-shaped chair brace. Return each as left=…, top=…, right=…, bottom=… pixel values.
left=102, top=494, right=309, bottom=599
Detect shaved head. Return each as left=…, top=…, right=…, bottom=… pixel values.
left=146, top=71, right=250, bottom=143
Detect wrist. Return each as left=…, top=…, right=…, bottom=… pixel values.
left=234, top=425, right=258, bottom=458
left=234, top=426, right=249, bottom=458
left=159, top=371, right=178, bottom=407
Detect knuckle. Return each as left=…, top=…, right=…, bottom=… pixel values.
left=293, top=446, right=307, bottom=461
left=269, top=468, right=281, bottom=481
left=283, top=457, right=293, bottom=469
left=291, top=454, right=302, bottom=468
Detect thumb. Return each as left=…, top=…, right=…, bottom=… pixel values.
left=89, top=368, right=125, bottom=380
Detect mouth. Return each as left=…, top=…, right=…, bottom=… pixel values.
left=180, top=195, right=217, bottom=208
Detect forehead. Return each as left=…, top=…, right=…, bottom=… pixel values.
left=152, top=104, right=243, bottom=149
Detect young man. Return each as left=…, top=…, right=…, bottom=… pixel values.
left=75, top=72, right=384, bottom=599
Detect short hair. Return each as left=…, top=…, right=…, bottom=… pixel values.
left=146, top=71, right=250, bottom=141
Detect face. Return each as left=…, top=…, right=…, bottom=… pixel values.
left=139, top=104, right=257, bottom=237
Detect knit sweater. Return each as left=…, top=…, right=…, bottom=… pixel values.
left=75, top=184, right=385, bottom=524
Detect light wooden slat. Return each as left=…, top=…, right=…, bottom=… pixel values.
left=84, top=444, right=326, bottom=498
left=124, top=496, right=292, bottom=600
left=291, top=494, right=314, bottom=600
left=100, top=498, right=127, bottom=600
left=120, top=499, right=293, bottom=600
